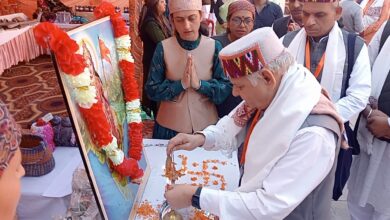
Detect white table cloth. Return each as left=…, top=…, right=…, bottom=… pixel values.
left=135, top=139, right=240, bottom=219
left=0, top=23, right=47, bottom=75
left=17, top=147, right=83, bottom=220
left=0, top=13, right=28, bottom=22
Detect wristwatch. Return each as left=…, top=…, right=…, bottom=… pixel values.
left=191, top=187, right=203, bottom=209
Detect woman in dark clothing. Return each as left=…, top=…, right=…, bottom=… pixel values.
left=139, top=0, right=172, bottom=116
left=212, top=0, right=255, bottom=117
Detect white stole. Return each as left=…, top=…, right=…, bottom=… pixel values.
left=353, top=32, right=390, bottom=206
left=287, top=22, right=346, bottom=102
left=238, top=64, right=322, bottom=192
left=357, top=30, right=390, bottom=155
left=361, top=0, right=385, bottom=28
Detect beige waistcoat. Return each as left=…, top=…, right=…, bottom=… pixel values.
left=157, top=36, right=218, bottom=133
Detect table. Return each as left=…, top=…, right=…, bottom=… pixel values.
left=0, top=13, right=28, bottom=22
left=0, top=23, right=48, bottom=75
left=17, top=147, right=83, bottom=220
left=134, top=139, right=240, bottom=219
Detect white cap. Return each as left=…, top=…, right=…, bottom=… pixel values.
left=169, top=0, right=202, bottom=14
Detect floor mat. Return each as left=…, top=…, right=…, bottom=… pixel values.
left=0, top=55, right=154, bottom=138
left=0, top=55, right=68, bottom=128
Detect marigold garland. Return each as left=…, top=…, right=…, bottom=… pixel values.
left=33, top=2, right=144, bottom=180
left=94, top=3, right=144, bottom=162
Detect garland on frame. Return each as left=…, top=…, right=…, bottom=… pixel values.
left=33, top=2, right=144, bottom=180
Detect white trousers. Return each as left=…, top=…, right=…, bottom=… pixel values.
left=348, top=197, right=390, bottom=220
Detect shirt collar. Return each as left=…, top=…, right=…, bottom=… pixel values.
left=309, top=35, right=329, bottom=44
left=255, top=1, right=270, bottom=13
left=175, top=32, right=202, bottom=50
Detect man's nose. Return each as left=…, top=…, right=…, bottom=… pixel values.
left=184, top=19, right=191, bottom=29
left=293, top=1, right=301, bottom=8
left=305, top=15, right=316, bottom=26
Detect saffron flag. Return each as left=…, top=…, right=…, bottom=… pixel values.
left=98, top=37, right=111, bottom=64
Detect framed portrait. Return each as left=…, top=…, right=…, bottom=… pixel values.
left=53, top=16, right=149, bottom=219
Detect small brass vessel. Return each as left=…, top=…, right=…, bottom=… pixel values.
left=159, top=201, right=183, bottom=220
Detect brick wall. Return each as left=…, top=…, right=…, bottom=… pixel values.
left=129, top=0, right=144, bottom=97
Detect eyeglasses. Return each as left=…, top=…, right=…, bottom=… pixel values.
left=230, top=17, right=254, bottom=26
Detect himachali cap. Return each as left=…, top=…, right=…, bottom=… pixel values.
left=168, top=0, right=202, bottom=14
left=219, top=27, right=285, bottom=79
left=228, top=0, right=256, bottom=19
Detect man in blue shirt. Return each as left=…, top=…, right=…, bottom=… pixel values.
left=253, top=0, right=283, bottom=29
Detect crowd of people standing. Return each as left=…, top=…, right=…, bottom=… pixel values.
left=138, top=0, right=390, bottom=219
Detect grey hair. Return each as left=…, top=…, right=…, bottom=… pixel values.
left=246, top=50, right=296, bottom=86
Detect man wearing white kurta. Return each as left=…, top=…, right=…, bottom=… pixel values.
left=164, top=27, right=344, bottom=219
left=347, top=21, right=390, bottom=220
left=282, top=0, right=371, bottom=123
left=281, top=0, right=371, bottom=200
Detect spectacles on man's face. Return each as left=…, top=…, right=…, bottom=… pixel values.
left=230, top=17, right=254, bottom=26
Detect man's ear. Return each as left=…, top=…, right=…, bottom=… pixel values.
left=335, top=5, right=342, bottom=20
left=261, top=68, right=276, bottom=86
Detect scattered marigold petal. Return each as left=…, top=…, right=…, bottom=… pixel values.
left=137, top=201, right=158, bottom=219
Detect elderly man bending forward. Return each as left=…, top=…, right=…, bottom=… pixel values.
left=164, top=27, right=344, bottom=220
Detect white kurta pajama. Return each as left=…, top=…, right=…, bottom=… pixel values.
left=347, top=22, right=390, bottom=220
left=283, top=22, right=371, bottom=122
left=197, top=64, right=338, bottom=219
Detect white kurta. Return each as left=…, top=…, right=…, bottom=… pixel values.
left=284, top=23, right=371, bottom=122
left=196, top=64, right=338, bottom=219
left=335, top=44, right=371, bottom=122
left=199, top=115, right=336, bottom=219
left=348, top=21, right=390, bottom=216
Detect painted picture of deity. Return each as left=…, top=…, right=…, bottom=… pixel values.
left=53, top=17, right=148, bottom=219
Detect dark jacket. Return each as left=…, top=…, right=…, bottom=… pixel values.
left=139, top=15, right=171, bottom=113
left=210, top=0, right=225, bottom=24
left=254, top=2, right=283, bottom=29
left=273, top=15, right=291, bottom=38
left=140, top=17, right=170, bottom=76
